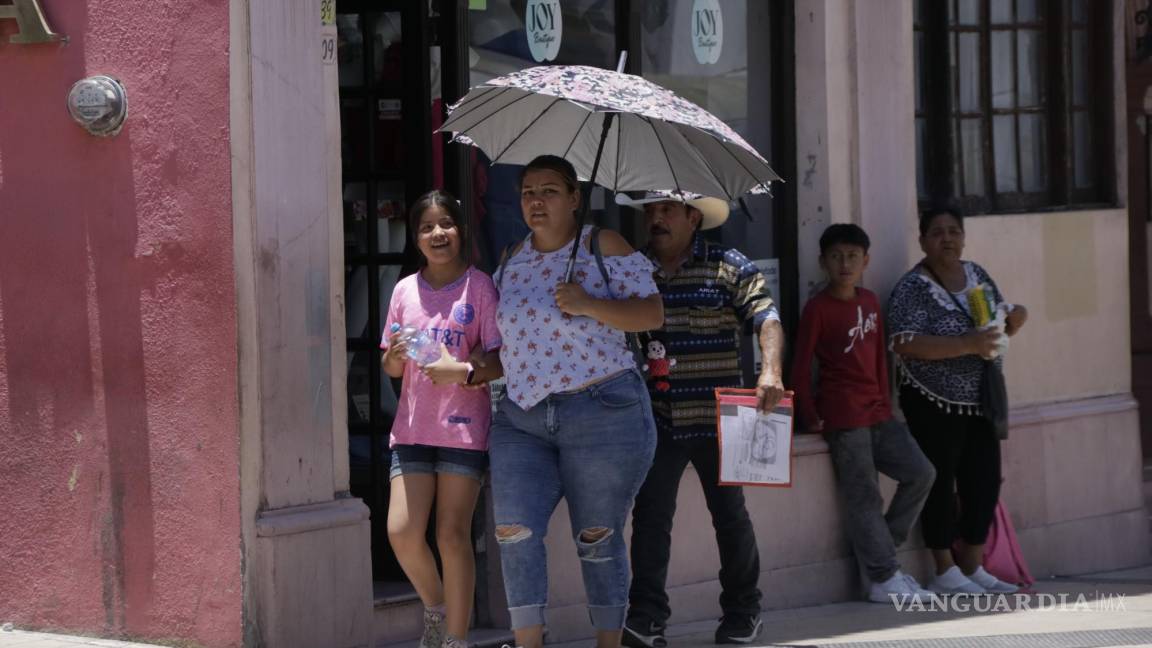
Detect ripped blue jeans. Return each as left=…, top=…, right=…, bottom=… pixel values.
left=489, top=369, right=656, bottom=631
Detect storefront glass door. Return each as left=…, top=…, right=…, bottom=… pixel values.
left=338, top=0, right=432, bottom=585
left=335, top=0, right=796, bottom=603
left=635, top=0, right=797, bottom=369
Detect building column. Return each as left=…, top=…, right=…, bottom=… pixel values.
left=851, top=0, right=918, bottom=296
left=230, top=1, right=372, bottom=646
left=794, top=0, right=918, bottom=300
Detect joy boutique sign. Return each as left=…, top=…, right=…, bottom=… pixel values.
left=692, top=0, right=723, bottom=65
left=0, top=0, right=61, bottom=44
left=526, top=0, right=561, bottom=62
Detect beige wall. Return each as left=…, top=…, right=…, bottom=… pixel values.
left=962, top=210, right=1132, bottom=405
left=796, top=0, right=1134, bottom=407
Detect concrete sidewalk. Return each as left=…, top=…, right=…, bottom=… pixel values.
left=555, top=565, right=1152, bottom=648
left=0, top=628, right=168, bottom=648
left=5, top=565, right=1152, bottom=648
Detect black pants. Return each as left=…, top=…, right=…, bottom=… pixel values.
left=900, top=386, right=1001, bottom=550
left=627, top=435, right=761, bottom=626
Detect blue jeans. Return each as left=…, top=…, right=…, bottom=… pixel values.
left=823, top=418, right=936, bottom=582
left=489, top=369, right=657, bottom=631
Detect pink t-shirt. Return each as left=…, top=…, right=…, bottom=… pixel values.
left=381, top=266, right=502, bottom=450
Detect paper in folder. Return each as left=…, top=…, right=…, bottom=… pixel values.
left=714, top=389, right=794, bottom=487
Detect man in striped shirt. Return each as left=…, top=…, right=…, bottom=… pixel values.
left=616, top=191, right=785, bottom=648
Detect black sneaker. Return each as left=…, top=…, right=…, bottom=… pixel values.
left=622, top=619, right=668, bottom=648
left=714, top=615, right=762, bottom=644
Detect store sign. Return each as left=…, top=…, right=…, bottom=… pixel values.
left=526, top=0, right=561, bottom=63
left=691, top=0, right=723, bottom=65
left=0, top=0, right=61, bottom=44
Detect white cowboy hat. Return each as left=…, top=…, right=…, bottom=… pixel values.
left=614, top=190, right=730, bottom=230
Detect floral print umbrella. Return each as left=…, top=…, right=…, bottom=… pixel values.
left=439, top=65, right=781, bottom=201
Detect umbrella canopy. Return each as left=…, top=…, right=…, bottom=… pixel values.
left=439, top=65, right=781, bottom=201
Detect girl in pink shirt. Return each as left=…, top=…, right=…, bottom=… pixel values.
left=380, top=190, right=503, bottom=648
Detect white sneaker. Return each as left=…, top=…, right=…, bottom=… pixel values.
left=901, top=572, right=937, bottom=597
left=965, top=566, right=1019, bottom=593
left=868, top=570, right=937, bottom=604
left=928, top=566, right=987, bottom=595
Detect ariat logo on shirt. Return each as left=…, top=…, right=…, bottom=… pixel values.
left=845, top=306, right=878, bottom=353
left=448, top=415, right=472, bottom=424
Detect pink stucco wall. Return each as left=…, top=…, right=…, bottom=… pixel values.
left=0, top=2, right=241, bottom=647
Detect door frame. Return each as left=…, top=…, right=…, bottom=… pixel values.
left=1126, top=5, right=1152, bottom=459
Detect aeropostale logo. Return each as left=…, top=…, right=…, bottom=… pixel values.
left=0, top=0, right=61, bottom=44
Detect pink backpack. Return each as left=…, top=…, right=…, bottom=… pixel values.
left=982, top=501, right=1035, bottom=587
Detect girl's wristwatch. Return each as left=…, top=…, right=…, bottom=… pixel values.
left=464, top=362, right=476, bottom=385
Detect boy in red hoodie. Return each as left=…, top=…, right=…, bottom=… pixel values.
left=790, top=224, right=938, bottom=604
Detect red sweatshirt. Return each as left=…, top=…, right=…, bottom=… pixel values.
left=789, top=288, right=892, bottom=431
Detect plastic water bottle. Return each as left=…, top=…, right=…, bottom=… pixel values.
left=390, top=323, right=441, bottom=366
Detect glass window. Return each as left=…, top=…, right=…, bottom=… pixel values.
left=1019, top=113, right=1047, bottom=192
left=338, top=3, right=424, bottom=584
left=1017, top=29, right=1042, bottom=106
left=990, top=0, right=1012, bottom=25
left=338, top=14, right=365, bottom=87
left=957, top=0, right=980, bottom=25
left=961, top=118, right=985, bottom=196
left=637, top=0, right=777, bottom=261
left=1018, top=0, right=1040, bottom=22
left=916, top=0, right=1110, bottom=213
left=993, top=114, right=1018, bottom=193
left=915, top=0, right=928, bottom=200
left=991, top=30, right=1014, bottom=109
left=957, top=33, right=981, bottom=112
left=640, top=1, right=752, bottom=131
left=467, top=1, right=620, bottom=263
left=469, top=0, right=616, bottom=86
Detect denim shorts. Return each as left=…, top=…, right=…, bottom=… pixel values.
left=389, top=444, right=488, bottom=482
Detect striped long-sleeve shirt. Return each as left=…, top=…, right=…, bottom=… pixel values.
left=643, top=234, right=780, bottom=440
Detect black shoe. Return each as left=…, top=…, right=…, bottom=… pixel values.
left=714, top=615, right=762, bottom=644
left=622, top=619, right=668, bottom=648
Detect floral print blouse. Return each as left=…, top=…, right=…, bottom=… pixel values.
left=887, top=261, right=1006, bottom=414
left=497, top=225, right=658, bottom=409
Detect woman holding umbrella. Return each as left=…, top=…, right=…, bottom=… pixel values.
left=440, top=60, right=779, bottom=648
left=489, top=154, right=663, bottom=648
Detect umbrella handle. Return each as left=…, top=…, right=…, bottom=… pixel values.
left=738, top=197, right=754, bottom=221
left=564, top=50, right=627, bottom=284
left=565, top=110, right=617, bottom=283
